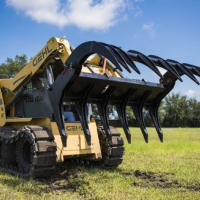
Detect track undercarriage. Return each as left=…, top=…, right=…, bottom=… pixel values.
left=0, top=125, right=124, bottom=178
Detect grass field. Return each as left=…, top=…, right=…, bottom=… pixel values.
left=0, top=128, right=200, bottom=200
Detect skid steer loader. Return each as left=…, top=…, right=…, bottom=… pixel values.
left=0, top=37, right=199, bottom=178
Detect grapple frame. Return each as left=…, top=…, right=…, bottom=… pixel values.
left=48, top=41, right=200, bottom=147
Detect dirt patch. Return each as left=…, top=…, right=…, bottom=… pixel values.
left=37, top=159, right=94, bottom=193
left=131, top=170, right=200, bottom=192
left=133, top=170, right=178, bottom=189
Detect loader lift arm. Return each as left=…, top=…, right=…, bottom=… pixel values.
left=0, top=37, right=72, bottom=93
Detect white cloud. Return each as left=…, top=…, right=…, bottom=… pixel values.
left=134, top=6, right=142, bottom=17
left=6, top=0, right=127, bottom=31
left=185, top=90, right=196, bottom=97
left=142, top=22, right=155, bottom=37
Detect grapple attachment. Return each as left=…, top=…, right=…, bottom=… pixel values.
left=48, top=41, right=200, bottom=147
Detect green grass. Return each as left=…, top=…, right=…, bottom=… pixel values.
left=1, top=128, right=200, bottom=200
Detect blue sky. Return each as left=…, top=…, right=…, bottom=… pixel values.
left=1, top=0, right=200, bottom=99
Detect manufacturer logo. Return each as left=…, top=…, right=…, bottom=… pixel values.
left=33, top=46, right=52, bottom=66
left=66, top=125, right=83, bottom=132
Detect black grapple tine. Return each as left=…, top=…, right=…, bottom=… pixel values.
left=148, top=101, right=163, bottom=142
left=128, top=50, right=162, bottom=78
left=105, top=44, right=132, bottom=73
left=110, top=45, right=140, bottom=74
left=131, top=90, right=152, bottom=143
left=148, top=55, right=182, bottom=81
left=74, top=84, right=94, bottom=145
left=182, top=63, right=200, bottom=77
left=191, top=68, right=200, bottom=77
left=167, top=59, right=199, bottom=85
left=116, top=88, right=137, bottom=143
left=97, top=86, right=116, bottom=143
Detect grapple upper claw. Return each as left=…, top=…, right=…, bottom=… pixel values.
left=128, top=50, right=163, bottom=78
left=167, top=59, right=199, bottom=85
left=148, top=55, right=182, bottom=81
left=105, top=44, right=132, bottom=73
left=109, top=44, right=141, bottom=74
left=182, top=63, right=200, bottom=77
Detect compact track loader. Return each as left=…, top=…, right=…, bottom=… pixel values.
left=0, top=37, right=199, bottom=178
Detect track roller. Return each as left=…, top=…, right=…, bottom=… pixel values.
left=97, top=126, right=124, bottom=168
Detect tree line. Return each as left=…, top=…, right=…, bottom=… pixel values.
left=1, top=55, right=200, bottom=127
left=144, top=93, right=200, bottom=127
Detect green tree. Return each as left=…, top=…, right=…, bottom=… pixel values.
left=187, top=98, right=200, bottom=127
left=0, top=54, right=28, bottom=78
left=161, top=93, right=200, bottom=127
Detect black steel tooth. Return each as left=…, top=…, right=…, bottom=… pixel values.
left=109, top=44, right=140, bottom=74
left=116, top=48, right=140, bottom=74
left=191, top=68, right=200, bottom=77
left=106, top=45, right=132, bottom=73
left=182, top=63, right=200, bottom=69
left=97, top=86, right=116, bottom=144
left=128, top=50, right=162, bottom=78
left=148, top=102, right=163, bottom=142
left=131, top=90, right=152, bottom=143
left=66, top=41, right=123, bottom=72
left=102, top=45, right=124, bottom=72
left=182, top=63, right=200, bottom=77
left=148, top=55, right=182, bottom=81
left=167, top=59, right=199, bottom=85
left=74, top=84, right=94, bottom=145
left=116, top=88, right=137, bottom=143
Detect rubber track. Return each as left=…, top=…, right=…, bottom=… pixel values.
left=97, top=126, right=124, bottom=168
left=0, top=126, right=57, bottom=178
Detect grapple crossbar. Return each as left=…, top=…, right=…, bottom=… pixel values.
left=48, top=41, right=200, bottom=147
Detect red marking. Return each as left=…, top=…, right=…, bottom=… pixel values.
left=61, top=69, right=66, bottom=75
left=102, top=58, right=107, bottom=74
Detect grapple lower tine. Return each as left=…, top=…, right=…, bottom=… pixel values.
left=74, top=84, right=94, bottom=145
left=116, top=88, right=137, bottom=143
left=97, top=86, right=116, bottom=143
left=148, top=102, right=163, bottom=142
left=131, top=90, right=152, bottom=143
